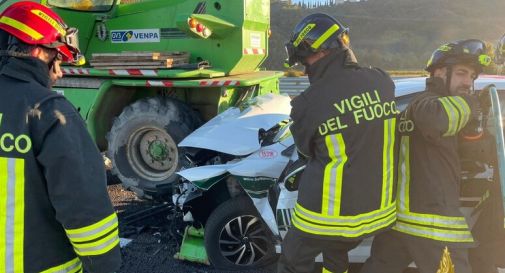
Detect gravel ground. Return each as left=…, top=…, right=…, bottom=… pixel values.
left=108, top=184, right=276, bottom=273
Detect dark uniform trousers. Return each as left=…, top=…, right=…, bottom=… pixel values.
left=468, top=181, right=505, bottom=273
left=278, top=228, right=361, bottom=273
left=360, top=230, right=471, bottom=273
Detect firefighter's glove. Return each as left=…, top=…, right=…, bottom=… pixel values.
left=285, top=175, right=300, bottom=192
left=477, top=84, right=494, bottom=111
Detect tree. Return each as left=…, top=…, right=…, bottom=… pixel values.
left=264, top=0, right=505, bottom=70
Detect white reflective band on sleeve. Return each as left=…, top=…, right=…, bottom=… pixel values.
left=40, top=257, right=82, bottom=273
left=66, top=213, right=118, bottom=243
left=72, top=229, right=119, bottom=256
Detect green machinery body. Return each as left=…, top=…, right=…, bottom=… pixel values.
left=42, top=0, right=281, bottom=144
left=0, top=0, right=281, bottom=264
left=0, top=0, right=283, bottom=198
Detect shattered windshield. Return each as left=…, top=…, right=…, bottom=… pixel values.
left=47, top=0, right=114, bottom=11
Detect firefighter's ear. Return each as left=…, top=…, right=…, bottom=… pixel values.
left=433, top=67, right=448, bottom=81
left=433, top=67, right=446, bottom=78
left=30, top=46, right=43, bottom=58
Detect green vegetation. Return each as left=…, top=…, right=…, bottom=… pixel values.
left=266, top=0, right=505, bottom=72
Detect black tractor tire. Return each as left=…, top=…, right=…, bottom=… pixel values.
left=204, top=196, right=277, bottom=270
left=107, top=97, right=201, bottom=198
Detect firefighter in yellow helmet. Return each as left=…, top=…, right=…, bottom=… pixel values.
left=279, top=13, right=398, bottom=273
left=0, top=2, right=120, bottom=272
left=361, top=39, right=492, bottom=273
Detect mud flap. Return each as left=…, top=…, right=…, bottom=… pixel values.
left=174, top=226, right=210, bottom=265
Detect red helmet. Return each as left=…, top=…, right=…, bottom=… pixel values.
left=0, top=1, right=80, bottom=63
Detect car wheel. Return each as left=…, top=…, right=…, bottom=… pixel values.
left=204, top=196, right=277, bottom=269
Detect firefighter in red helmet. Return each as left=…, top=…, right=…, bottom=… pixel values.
left=0, top=2, right=120, bottom=272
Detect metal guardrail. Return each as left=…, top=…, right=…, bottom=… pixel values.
left=279, top=76, right=417, bottom=96
left=279, top=76, right=309, bottom=96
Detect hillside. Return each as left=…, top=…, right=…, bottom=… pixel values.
left=265, top=0, right=505, bottom=70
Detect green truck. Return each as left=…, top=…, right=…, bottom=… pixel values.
left=0, top=0, right=282, bottom=198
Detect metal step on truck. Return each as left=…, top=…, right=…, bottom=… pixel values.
left=0, top=0, right=282, bottom=198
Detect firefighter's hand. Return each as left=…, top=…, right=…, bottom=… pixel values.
left=477, top=84, right=494, bottom=110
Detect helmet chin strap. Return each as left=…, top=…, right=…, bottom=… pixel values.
left=46, top=50, right=61, bottom=73
left=445, top=65, right=453, bottom=95
left=48, top=57, right=57, bottom=73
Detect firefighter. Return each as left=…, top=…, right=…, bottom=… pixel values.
left=278, top=13, right=398, bottom=273
left=360, top=39, right=492, bottom=273
left=0, top=2, right=121, bottom=273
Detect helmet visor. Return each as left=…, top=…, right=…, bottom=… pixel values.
left=458, top=39, right=491, bottom=67
left=63, top=27, right=80, bottom=53
left=284, top=41, right=298, bottom=67
left=56, top=27, right=82, bottom=64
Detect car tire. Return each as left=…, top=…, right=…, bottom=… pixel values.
left=107, top=97, right=200, bottom=198
left=204, top=196, right=277, bottom=270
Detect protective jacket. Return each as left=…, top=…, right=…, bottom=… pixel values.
left=290, top=49, right=398, bottom=240
left=394, top=77, right=478, bottom=247
left=0, top=57, right=121, bottom=273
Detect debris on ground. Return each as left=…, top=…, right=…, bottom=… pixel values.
left=108, top=184, right=276, bottom=273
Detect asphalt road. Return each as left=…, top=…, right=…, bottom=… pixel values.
left=108, top=184, right=411, bottom=273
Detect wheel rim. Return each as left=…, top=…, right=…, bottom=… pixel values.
left=218, top=215, right=271, bottom=266
left=127, top=127, right=178, bottom=181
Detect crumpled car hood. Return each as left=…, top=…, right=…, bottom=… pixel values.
left=178, top=93, right=292, bottom=156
